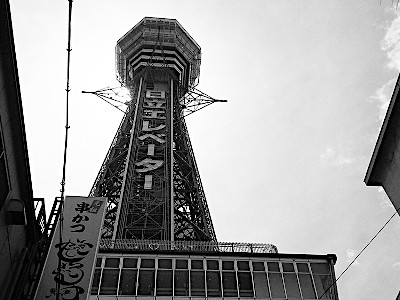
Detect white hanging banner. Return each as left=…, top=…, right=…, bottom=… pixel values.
left=35, top=196, right=106, bottom=300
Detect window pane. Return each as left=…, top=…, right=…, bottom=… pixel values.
left=252, top=262, right=265, bottom=271
left=222, top=272, right=237, bottom=297
left=314, top=274, right=331, bottom=299
left=282, top=262, right=295, bottom=273
left=267, top=262, right=280, bottom=272
left=123, top=258, right=137, bottom=268
left=283, top=273, right=301, bottom=298
left=191, top=260, right=203, bottom=269
left=175, top=270, right=189, bottom=296
left=297, top=263, right=310, bottom=273
left=95, top=258, right=102, bottom=267
left=105, top=258, right=119, bottom=268
left=99, top=269, right=119, bottom=295
left=238, top=272, right=253, bottom=297
left=207, top=260, right=219, bottom=270
left=237, top=261, right=250, bottom=271
left=138, top=270, right=155, bottom=295
left=253, top=272, right=270, bottom=298
left=90, top=269, right=101, bottom=295
left=119, top=269, right=137, bottom=295
left=190, top=270, right=206, bottom=296
left=222, top=261, right=234, bottom=270
left=206, top=271, right=222, bottom=297
left=311, top=263, right=330, bottom=274
left=141, top=259, right=155, bottom=269
left=156, top=270, right=173, bottom=295
left=158, top=259, right=172, bottom=269
left=298, top=274, right=316, bottom=299
left=176, top=259, right=188, bottom=269
left=268, top=273, right=285, bottom=298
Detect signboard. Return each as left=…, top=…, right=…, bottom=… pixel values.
left=35, top=196, right=106, bottom=300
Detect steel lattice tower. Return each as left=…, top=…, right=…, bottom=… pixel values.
left=90, top=17, right=217, bottom=242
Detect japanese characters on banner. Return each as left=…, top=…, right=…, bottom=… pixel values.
left=135, top=90, right=167, bottom=189
left=35, top=196, right=106, bottom=300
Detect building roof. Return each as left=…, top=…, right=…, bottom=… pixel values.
left=365, top=74, right=400, bottom=187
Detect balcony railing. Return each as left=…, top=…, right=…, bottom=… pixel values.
left=33, top=198, right=46, bottom=234
left=99, top=239, right=278, bottom=254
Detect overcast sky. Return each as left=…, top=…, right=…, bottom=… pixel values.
left=9, top=0, right=400, bottom=299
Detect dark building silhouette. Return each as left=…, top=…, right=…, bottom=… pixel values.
left=366, top=74, right=400, bottom=214
left=0, top=0, right=46, bottom=299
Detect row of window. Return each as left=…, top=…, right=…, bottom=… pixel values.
left=94, top=257, right=330, bottom=273
left=91, top=256, right=335, bottom=299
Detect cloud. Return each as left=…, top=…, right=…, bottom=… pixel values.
left=370, top=10, right=400, bottom=123
left=346, top=248, right=360, bottom=265
left=371, top=78, right=396, bottom=121
left=393, top=261, right=400, bottom=270
left=320, top=146, right=354, bottom=168
left=382, top=10, right=400, bottom=71
left=377, top=187, right=394, bottom=210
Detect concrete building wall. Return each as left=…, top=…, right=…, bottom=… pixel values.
left=0, top=0, right=43, bottom=298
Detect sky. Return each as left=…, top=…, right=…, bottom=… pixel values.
left=8, top=0, right=400, bottom=299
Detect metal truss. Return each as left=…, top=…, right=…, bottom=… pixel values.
left=82, top=86, right=131, bottom=113
left=179, top=86, right=227, bottom=117
left=89, top=68, right=218, bottom=241
left=83, top=84, right=226, bottom=118
left=115, top=71, right=172, bottom=240
left=173, top=95, right=217, bottom=241
left=88, top=83, right=141, bottom=238
left=88, top=21, right=223, bottom=241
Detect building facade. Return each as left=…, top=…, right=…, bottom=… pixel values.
left=90, top=242, right=337, bottom=299
left=0, top=0, right=46, bottom=299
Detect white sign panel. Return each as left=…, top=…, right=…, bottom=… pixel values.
left=35, top=196, right=106, bottom=300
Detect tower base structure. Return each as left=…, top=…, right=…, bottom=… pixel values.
left=89, top=243, right=338, bottom=299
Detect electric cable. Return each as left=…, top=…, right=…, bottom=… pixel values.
left=318, top=204, right=400, bottom=299
left=55, top=1, right=73, bottom=299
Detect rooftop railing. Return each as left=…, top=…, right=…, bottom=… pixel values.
left=99, top=239, right=278, bottom=254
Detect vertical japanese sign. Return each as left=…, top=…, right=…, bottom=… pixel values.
left=35, top=196, right=106, bottom=300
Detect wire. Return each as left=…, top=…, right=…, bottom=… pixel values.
left=56, top=0, right=73, bottom=299
left=318, top=205, right=400, bottom=299
left=60, top=1, right=73, bottom=198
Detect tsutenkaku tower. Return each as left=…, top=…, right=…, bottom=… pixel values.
left=90, top=17, right=217, bottom=242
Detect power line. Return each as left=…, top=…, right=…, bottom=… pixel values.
left=56, top=0, right=73, bottom=299
left=318, top=205, right=400, bottom=299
